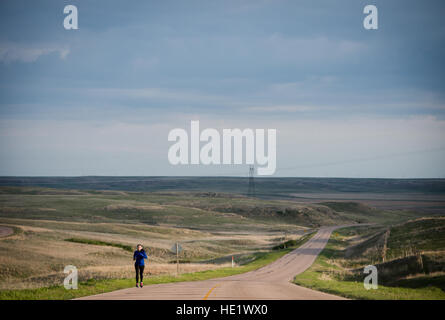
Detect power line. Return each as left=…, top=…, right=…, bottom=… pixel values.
left=278, top=147, right=445, bottom=171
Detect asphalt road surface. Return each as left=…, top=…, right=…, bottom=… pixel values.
left=79, top=226, right=346, bottom=300
left=0, top=226, right=13, bottom=238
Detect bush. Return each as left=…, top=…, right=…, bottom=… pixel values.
left=65, top=238, right=133, bottom=252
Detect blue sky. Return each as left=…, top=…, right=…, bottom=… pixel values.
left=0, top=0, right=444, bottom=177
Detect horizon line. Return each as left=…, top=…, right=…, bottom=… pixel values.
left=0, top=175, right=444, bottom=180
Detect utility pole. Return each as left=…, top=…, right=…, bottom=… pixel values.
left=176, top=242, right=179, bottom=275
left=247, top=165, right=255, bottom=197
left=171, top=242, right=182, bottom=276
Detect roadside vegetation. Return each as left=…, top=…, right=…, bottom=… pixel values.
left=65, top=238, right=133, bottom=252
left=294, top=219, right=445, bottom=300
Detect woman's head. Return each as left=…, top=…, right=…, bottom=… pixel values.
left=136, top=244, right=143, bottom=251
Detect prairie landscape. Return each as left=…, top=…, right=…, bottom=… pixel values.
left=0, top=185, right=313, bottom=290
left=0, top=177, right=444, bottom=299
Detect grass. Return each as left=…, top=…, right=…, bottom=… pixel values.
left=294, top=269, right=445, bottom=300
left=1, top=185, right=443, bottom=299
left=386, top=217, right=445, bottom=259
left=0, top=215, right=287, bottom=289
left=64, top=238, right=133, bottom=252
left=1, top=185, right=409, bottom=292
left=0, top=186, right=423, bottom=230
left=293, top=225, right=445, bottom=300
left=0, top=247, right=293, bottom=300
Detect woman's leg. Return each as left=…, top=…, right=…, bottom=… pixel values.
left=135, top=264, right=140, bottom=283
left=139, top=265, right=145, bottom=283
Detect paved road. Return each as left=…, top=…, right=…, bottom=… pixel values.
left=79, top=226, right=346, bottom=300
left=0, top=226, right=13, bottom=238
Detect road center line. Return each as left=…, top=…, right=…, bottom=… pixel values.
left=203, top=284, right=220, bottom=300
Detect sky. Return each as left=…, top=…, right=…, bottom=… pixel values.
left=0, top=0, right=444, bottom=177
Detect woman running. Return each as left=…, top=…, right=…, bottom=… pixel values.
left=133, top=244, right=148, bottom=287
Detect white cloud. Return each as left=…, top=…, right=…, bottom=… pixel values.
left=244, top=105, right=318, bottom=112
left=264, top=34, right=367, bottom=62
left=0, top=43, right=70, bottom=64
left=85, top=87, right=233, bottom=105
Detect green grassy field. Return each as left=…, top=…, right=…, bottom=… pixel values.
left=294, top=222, right=445, bottom=300
left=386, top=217, right=445, bottom=259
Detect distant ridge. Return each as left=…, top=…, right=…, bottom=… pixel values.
left=1, top=176, right=445, bottom=195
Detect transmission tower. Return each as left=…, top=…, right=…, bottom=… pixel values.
left=247, top=165, right=255, bottom=197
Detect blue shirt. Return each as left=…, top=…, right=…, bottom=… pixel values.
left=133, top=250, right=148, bottom=266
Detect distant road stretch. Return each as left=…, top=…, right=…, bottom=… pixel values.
left=79, top=226, right=346, bottom=300
left=0, top=226, right=13, bottom=238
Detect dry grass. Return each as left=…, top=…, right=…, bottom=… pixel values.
left=318, top=273, right=333, bottom=281
left=104, top=204, right=164, bottom=211
left=0, top=262, right=230, bottom=290
left=0, top=217, right=284, bottom=290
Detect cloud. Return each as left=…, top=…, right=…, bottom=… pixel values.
left=85, top=87, right=233, bottom=105
left=244, top=105, right=318, bottom=113
left=263, top=34, right=367, bottom=63
left=0, top=43, right=70, bottom=64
